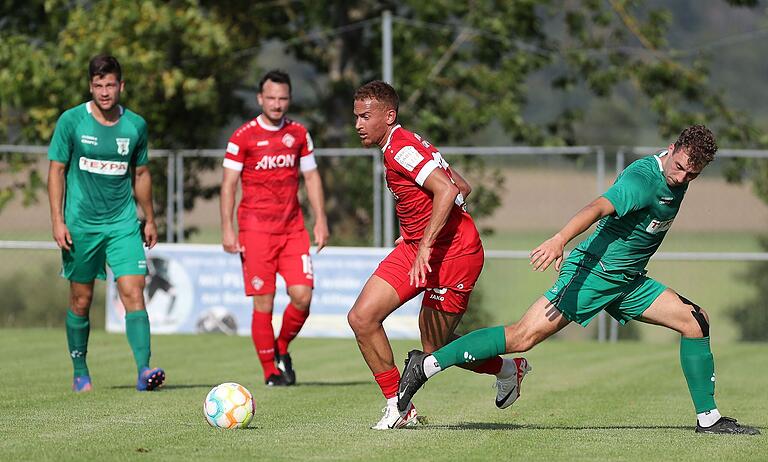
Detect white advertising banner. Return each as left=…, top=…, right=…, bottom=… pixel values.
left=106, top=245, right=422, bottom=338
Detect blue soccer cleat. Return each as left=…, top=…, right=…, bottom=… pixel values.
left=136, top=367, right=165, bottom=391
left=72, top=375, right=93, bottom=393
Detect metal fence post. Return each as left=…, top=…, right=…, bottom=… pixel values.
left=608, top=149, right=626, bottom=343
left=596, top=147, right=607, bottom=342
left=166, top=152, right=175, bottom=243
left=373, top=153, right=382, bottom=247
left=175, top=152, right=184, bottom=243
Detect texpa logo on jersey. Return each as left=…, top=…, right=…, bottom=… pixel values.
left=254, top=154, right=296, bottom=170
left=79, top=157, right=128, bottom=176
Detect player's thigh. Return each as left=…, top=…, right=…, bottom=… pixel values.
left=115, top=274, right=147, bottom=311
left=62, top=228, right=108, bottom=283
left=239, top=231, right=278, bottom=296
left=105, top=224, right=147, bottom=279
left=277, top=229, right=314, bottom=289
left=637, top=287, right=708, bottom=337
left=348, top=275, right=403, bottom=330
left=505, top=296, right=571, bottom=352
left=605, top=275, right=666, bottom=325
left=418, top=306, right=463, bottom=353
left=370, top=241, right=423, bottom=309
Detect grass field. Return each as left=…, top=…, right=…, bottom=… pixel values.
left=0, top=329, right=765, bottom=461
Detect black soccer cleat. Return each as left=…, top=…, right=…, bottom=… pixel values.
left=397, top=349, right=430, bottom=414
left=265, top=373, right=288, bottom=387
left=695, top=416, right=760, bottom=435
left=275, top=352, right=296, bottom=386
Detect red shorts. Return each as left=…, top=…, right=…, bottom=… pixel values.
left=239, top=229, right=313, bottom=296
left=373, top=242, right=484, bottom=314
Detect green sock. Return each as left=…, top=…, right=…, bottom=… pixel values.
left=432, top=325, right=507, bottom=369
left=125, top=310, right=151, bottom=372
left=680, top=336, right=717, bottom=413
left=66, top=310, right=90, bottom=378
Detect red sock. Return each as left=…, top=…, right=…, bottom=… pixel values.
left=251, top=311, right=279, bottom=379
left=373, top=366, right=401, bottom=399
left=464, top=356, right=503, bottom=375
left=276, top=303, right=309, bottom=355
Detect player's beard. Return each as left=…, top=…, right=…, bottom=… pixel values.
left=94, top=97, right=118, bottom=113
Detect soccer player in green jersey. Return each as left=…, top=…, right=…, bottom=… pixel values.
left=47, top=55, right=165, bottom=392
left=397, top=125, right=759, bottom=434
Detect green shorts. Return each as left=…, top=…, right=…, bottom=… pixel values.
left=61, top=224, right=147, bottom=283
left=543, top=251, right=666, bottom=326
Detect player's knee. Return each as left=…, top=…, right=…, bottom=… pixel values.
left=122, top=287, right=145, bottom=308
left=290, top=292, right=311, bottom=311
left=504, top=324, right=534, bottom=353
left=70, top=292, right=93, bottom=312
left=686, top=306, right=710, bottom=338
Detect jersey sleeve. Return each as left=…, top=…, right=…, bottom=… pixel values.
left=223, top=129, right=245, bottom=172
left=299, top=129, right=317, bottom=172
left=602, top=166, right=656, bottom=217
left=47, top=112, right=74, bottom=165
left=389, top=143, right=444, bottom=187
left=133, top=118, right=149, bottom=166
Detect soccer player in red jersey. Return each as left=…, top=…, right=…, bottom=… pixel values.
left=348, top=81, right=525, bottom=429
left=220, top=70, right=329, bottom=386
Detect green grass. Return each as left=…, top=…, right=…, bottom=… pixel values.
left=0, top=329, right=765, bottom=461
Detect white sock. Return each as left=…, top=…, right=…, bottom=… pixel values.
left=697, top=408, right=722, bottom=427
left=386, top=396, right=397, bottom=407
left=496, top=358, right=517, bottom=379
left=423, top=355, right=442, bottom=379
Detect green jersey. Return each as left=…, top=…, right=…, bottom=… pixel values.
left=48, top=102, right=148, bottom=230
left=574, top=151, right=687, bottom=273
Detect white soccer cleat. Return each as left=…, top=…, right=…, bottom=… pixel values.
left=494, top=357, right=532, bottom=409
left=371, top=402, right=420, bottom=430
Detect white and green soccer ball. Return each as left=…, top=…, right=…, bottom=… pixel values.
left=203, top=382, right=255, bottom=429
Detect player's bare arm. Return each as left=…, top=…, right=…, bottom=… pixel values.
left=47, top=160, right=72, bottom=251
left=410, top=168, right=460, bottom=287
left=302, top=168, right=329, bottom=252
left=219, top=167, right=241, bottom=254
left=133, top=165, right=157, bottom=249
left=448, top=166, right=472, bottom=200
left=530, top=196, right=615, bottom=272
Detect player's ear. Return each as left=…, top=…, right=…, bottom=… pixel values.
left=386, top=108, right=397, bottom=125
left=119, top=80, right=125, bottom=93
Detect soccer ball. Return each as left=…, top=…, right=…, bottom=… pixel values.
left=203, top=382, right=256, bottom=429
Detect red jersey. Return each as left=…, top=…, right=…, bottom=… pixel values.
left=382, top=125, right=482, bottom=259
left=223, top=115, right=317, bottom=233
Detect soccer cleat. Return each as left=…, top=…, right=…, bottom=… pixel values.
left=136, top=367, right=165, bottom=391
left=371, top=402, right=421, bottom=430
left=494, top=357, right=532, bottom=409
left=695, top=416, right=760, bottom=435
left=275, top=351, right=296, bottom=386
left=72, top=375, right=93, bottom=393
left=264, top=373, right=288, bottom=387
left=397, top=349, right=430, bottom=415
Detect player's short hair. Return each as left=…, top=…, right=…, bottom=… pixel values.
left=354, top=81, right=399, bottom=114
left=673, top=124, right=717, bottom=170
left=259, top=70, right=291, bottom=94
left=89, top=55, right=122, bottom=81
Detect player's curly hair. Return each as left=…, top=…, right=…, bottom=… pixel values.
left=673, top=124, right=717, bottom=170
left=354, top=80, right=399, bottom=114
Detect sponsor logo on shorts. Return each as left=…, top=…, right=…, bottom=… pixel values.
left=251, top=276, right=264, bottom=291
left=116, top=138, right=130, bottom=155
left=658, top=196, right=674, bottom=205
left=255, top=154, right=296, bottom=170
left=646, top=217, right=675, bottom=234
left=80, top=135, right=98, bottom=146
left=456, top=283, right=464, bottom=289
left=282, top=133, right=295, bottom=148
left=79, top=157, right=128, bottom=175
left=138, top=260, right=147, bottom=269
left=426, top=287, right=447, bottom=302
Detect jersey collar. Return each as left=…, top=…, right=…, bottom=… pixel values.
left=257, top=114, right=285, bottom=131
left=86, top=101, right=124, bottom=115
left=653, top=150, right=668, bottom=171
left=381, top=124, right=402, bottom=152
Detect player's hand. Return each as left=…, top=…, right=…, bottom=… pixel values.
left=143, top=220, right=158, bottom=249
left=394, top=236, right=404, bottom=246
left=52, top=220, right=72, bottom=251
left=409, top=244, right=432, bottom=287
left=313, top=219, right=329, bottom=253
left=529, top=234, right=565, bottom=272
left=222, top=227, right=242, bottom=254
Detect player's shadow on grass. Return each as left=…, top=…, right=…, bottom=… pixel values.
left=294, top=381, right=371, bottom=387
left=109, top=384, right=214, bottom=390
left=425, top=422, right=692, bottom=431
